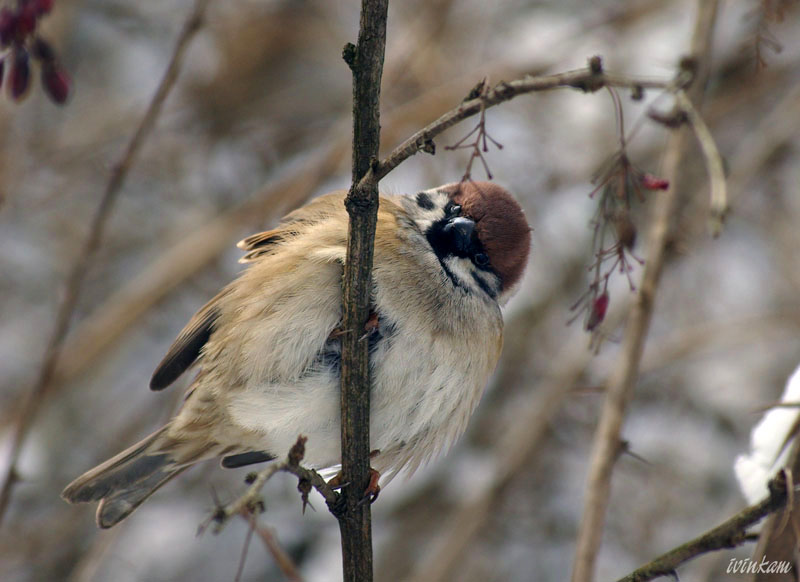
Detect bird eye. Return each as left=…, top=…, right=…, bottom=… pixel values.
left=474, top=253, right=489, bottom=266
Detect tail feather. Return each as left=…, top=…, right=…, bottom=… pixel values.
left=95, top=464, right=187, bottom=528
left=62, top=426, right=185, bottom=528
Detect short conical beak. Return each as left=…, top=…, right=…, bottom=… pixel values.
left=443, top=216, right=475, bottom=254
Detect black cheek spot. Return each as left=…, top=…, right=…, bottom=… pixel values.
left=416, top=192, right=435, bottom=210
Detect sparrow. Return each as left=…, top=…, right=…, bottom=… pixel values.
left=61, top=180, right=531, bottom=528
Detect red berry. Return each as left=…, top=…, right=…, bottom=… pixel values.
left=640, top=173, right=670, bottom=191
left=16, top=4, right=38, bottom=37
left=0, top=8, right=15, bottom=46
left=33, top=0, right=55, bottom=16
left=9, top=47, right=31, bottom=101
left=42, top=63, right=71, bottom=104
left=586, top=291, right=609, bottom=331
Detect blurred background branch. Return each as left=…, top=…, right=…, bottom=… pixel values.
left=1, top=1, right=799, bottom=581
left=617, top=473, right=788, bottom=582
left=571, top=1, right=720, bottom=580
left=0, top=0, right=210, bottom=525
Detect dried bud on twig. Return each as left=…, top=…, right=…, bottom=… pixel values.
left=0, top=8, right=15, bottom=46
left=445, top=81, right=503, bottom=180
left=288, top=435, right=307, bottom=467
left=9, top=48, right=31, bottom=101
left=612, top=213, right=637, bottom=250
left=41, top=63, right=71, bottom=103
left=0, top=1, right=72, bottom=105
left=298, top=478, right=313, bottom=514
left=648, top=107, right=689, bottom=128
left=586, top=291, right=609, bottom=332
left=640, top=173, right=670, bottom=191
left=571, top=85, right=670, bottom=343
left=16, top=4, right=37, bottom=38
left=33, top=0, right=55, bottom=17
left=31, top=37, right=55, bottom=62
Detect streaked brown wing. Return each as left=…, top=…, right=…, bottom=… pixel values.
left=149, top=289, right=229, bottom=390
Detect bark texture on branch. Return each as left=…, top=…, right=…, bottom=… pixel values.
left=339, top=2, right=389, bottom=581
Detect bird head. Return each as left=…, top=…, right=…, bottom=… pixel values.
left=402, top=181, right=531, bottom=304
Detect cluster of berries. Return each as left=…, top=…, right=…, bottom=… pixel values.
left=570, top=154, right=669, bottom=336
left=0, top=0, right=70, bottom=104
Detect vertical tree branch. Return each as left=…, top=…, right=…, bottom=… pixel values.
left=570, top=1, right=720, bottom=580
left=339, top=2, right=389, bottom=581
left=0, top=0, right=209, bottom=525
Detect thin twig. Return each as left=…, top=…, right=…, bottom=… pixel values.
left=0, top=0, right=210, bottom=525
left=570, top=2, right=721, bottom=581
left=363, top=62, right=678, bottom=187
left=674, top=90, right=728, bottom=237
left=209, top=437, right=340, bottom=534
left=228, top=447, right=309, bottom=582
left=231, top=506, right=307, bottom=582
left=234, top=510, right=257, bottom=582
left=443, top=80, right=504, bottom=180
left=248, top=520, right=304, bottom=582
left=65, top=523, right=123, bottom=582
left=616, top=474, right=789, bottom=582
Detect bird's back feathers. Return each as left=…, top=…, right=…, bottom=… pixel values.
left=149, top=192, right=367, bottom=392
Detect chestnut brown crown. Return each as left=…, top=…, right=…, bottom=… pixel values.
left=439, top=181, right=531, bottom=294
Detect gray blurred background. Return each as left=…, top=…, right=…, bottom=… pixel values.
left=1, top=0, right=800, bottom=580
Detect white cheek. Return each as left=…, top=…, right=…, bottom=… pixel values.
left=443, top=256, right=501, bottom=299
left=400, top=190, right=451, bottom=231
left=412, top=208, right=444, bottom=233
left=443, top=256, right=474, bottom=284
